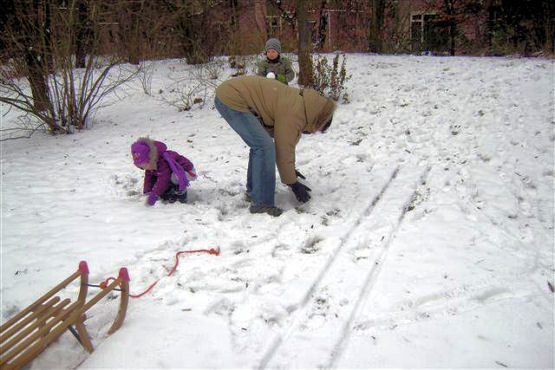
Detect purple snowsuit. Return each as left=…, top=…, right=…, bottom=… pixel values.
left=141, top=140, right=195, bottom=198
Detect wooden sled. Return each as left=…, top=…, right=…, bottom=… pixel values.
left=0, top=261, right=130, bottom=370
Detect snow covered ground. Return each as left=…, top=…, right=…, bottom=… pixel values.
left=1, top=54, right=554, bottom=369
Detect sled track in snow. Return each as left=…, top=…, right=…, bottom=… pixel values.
left=257, top=165, right=400, bottom=369
left=290, top=165, right=400, bottom=311
left=258, top=165, right=431, bottom=369
left=326, top=165, right=431, bottom=368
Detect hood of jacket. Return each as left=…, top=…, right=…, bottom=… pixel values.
left=137, top=137, right=167, bottom=170
left=301, top=89, right=336, bottom=133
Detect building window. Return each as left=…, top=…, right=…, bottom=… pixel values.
left=266, top=15, right=281, bottom=36
left=410, top=12, right=449, bottom=53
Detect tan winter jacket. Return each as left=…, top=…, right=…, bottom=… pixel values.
left=215, top=75, right=336, bottom=184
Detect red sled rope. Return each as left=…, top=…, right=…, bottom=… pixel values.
left=98, top=247, right=220, bottom=298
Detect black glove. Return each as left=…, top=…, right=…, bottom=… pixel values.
left=288, top=181, right=312, bottom=203
left=295, top=169, right=306, bottom=180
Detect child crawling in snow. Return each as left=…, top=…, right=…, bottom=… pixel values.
left=131, top=137, right=196, bottom=205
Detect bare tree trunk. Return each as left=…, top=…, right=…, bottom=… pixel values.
left=130, top=0, right=145, bottom=64
left=317, top=0, right=328, bottom=49
left=254, top=0, right=267, bottom=37
left=444, top=0, right=456, bottom=56
left=297, top=0, right=313, bottom=87
left=117, top=0, right=145, bottom=64
left=227, top=0, right=241, bottom=55
left=544, top=0, right=554, bottom=54
left=368, top=0, right=385, bottom=52
left=23, top=0, right=51, bottom=112
left=449, top=22, right=456, bottom=55
left=25, top=49, right=50, bottom=112
left=75, top=0, right=93, bottom=68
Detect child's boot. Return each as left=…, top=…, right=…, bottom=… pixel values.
left=176, top=190, right=188, bottom=203
left=162, top=187, right=178, bottom=203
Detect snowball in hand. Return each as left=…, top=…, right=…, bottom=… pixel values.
left=266, top=72, right=276, bottom=79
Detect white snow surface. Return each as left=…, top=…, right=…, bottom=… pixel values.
left=1, top=54, right=554, bottom=369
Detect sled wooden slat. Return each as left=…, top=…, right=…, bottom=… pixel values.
left=0, top=298, right=72, bottom=357
left=0, top=261, right=130, bottom=370
left=0, top=296, right=61, bottom=344
left=0, top=300, right=79, bottom=366
left=0, top=271, right=82, bottom=333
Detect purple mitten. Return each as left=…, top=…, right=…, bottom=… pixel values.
left=147, top=193, right=158, bottom=206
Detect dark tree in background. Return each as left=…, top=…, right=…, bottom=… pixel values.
left=1, top=0, right=137, bottom=134
left=75, top=0, right=94, bottom=68
left=368, top=0, right=386, bottom=52
left=3, top=0, right=52, bottom=112
left=490, top=0, right=554, bottom=56
left=296, top=0, right=313, bottom=87
left=115, top=0, right=144, bottom=64
left=317, top=0, right=329, bottom=49
left=441, top=0, right=458, bottom=56
left=166, top=1, right=217, bottom=64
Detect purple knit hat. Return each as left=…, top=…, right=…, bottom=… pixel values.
left=131, top=140, right=150, bottom=166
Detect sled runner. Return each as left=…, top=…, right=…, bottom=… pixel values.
left=0, top=261, right=130, bottom=370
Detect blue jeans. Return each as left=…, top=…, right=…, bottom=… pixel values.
left=214, top=97, right=276, bottom=207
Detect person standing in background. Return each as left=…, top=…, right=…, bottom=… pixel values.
left=256, top=38, right=295, bottom=85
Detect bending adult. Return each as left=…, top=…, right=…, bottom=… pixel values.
left=214, top=75, right=336, bottom=216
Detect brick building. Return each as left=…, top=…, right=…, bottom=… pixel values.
left=231, top=0, right=497, bottom=55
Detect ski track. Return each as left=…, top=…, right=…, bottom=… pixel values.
left=259, top=165, right=430, bottom=369
left=326, top=166, right=431, bottom=368
left=287, top=165, right=400, bottom=312
left=256, top=165, right=399, bottom=369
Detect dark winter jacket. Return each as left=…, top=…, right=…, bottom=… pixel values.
left=141, top=139, right=194, bottom=197
left=256, top=56, right=295, bottom=84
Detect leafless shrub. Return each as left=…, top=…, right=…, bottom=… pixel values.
left=0, top=111, right=47, bottom=141
left=0, top=1, right=137, bottom=138
left=312, top=53, right=351, bottom=103
left=137, top=61, right=155, bottom=95
left=161, top=59, right=225, bottom=111
left=195, top=59, right=226, bottom=82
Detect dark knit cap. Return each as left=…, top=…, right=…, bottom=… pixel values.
left=264, top=38, right=281, bottom=54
